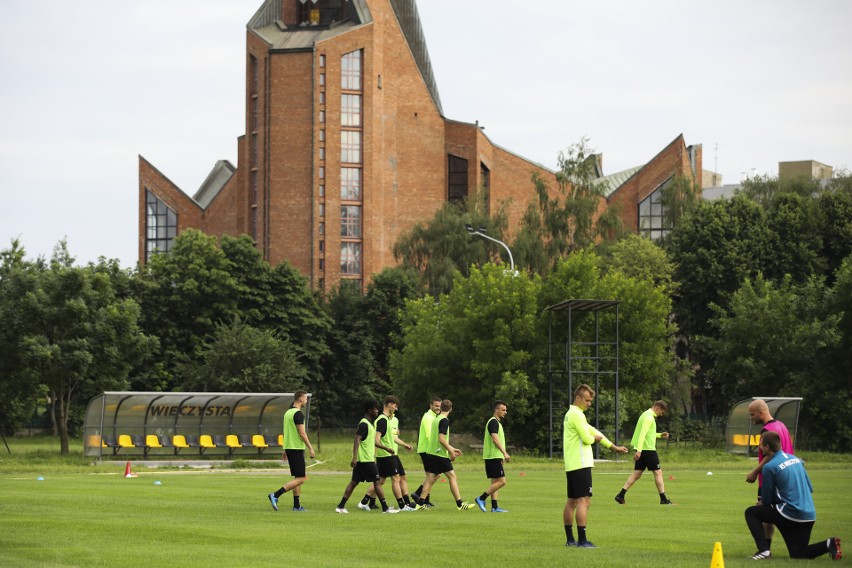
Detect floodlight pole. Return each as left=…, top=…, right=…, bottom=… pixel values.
left=465, top=224, right=514, bottom=271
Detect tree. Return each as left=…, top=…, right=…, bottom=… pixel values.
left=179, top=318, right=307, bottom=393
left=599, top=234, right=676, bottom=295
left=133, top=229, right=243, bottom=390
left=0, top=240, right=42, bottom=435
left=391, top=263, right=544, bottom=444
left=14, top=242, right=154, bottom=453
left=393, top=193, right=509, bottom=296
left=512, top=139, right=624, bottom=274
left=540, top=250, right=675, bottom=433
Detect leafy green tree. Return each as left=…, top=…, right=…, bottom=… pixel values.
left=13, top=242, right=155, bottom=453
left=540, top=251, right=675, bottom=434
left=319, top=281, right=386, bottom=426
left=705, top=269, right=850, bottom=450
left=391, top=263, right=544, bottom=444
left=599, top=234, right=676, bottom=294
left=179, top=318, right=307, bottom=392
left=0, top=240, right=42, bottom=435
left=819, top=178, right=852, bottom=279
left=393, top=193, right=509, bottom=296
left=513, top=140, right=624, bottom=275
left=219, top=235, right=331, bottom=387
left=133, top=229, right=243, bottom=390
left=659, top=174, right=701, bottom=233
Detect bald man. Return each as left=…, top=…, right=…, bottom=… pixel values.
left=745, top=399, right=794, bottom=553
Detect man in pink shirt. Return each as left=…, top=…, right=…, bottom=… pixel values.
left=745, top=399, right=794, bottom=554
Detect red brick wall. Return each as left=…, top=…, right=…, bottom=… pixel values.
left=138, top=156, right=204, bottom=264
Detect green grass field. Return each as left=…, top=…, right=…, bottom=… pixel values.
left=1, top=436, right=849, bottom=567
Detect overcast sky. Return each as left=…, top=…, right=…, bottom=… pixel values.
left=1, top=0, right=850, bottom=268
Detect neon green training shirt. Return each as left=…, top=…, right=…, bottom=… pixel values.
left=563, top=405, right=613, bottom=472
left=630, top=408, right=661, bottom=451
left=417, top=409, right=437, bottom=453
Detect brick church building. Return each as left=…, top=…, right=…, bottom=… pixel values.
left=139, top=0, right=703, bottom=290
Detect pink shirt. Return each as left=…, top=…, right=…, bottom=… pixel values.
left=758, top=419, right=793, bottom=486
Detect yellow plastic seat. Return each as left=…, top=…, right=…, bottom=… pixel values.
left=173, top=435, right=190, bottom=449
left=146, top=435, right=163, bottom=449
left=252, top=435, right=269, bottom=450
left=199, top=435, right=216, bottom=454
left=118, top=435, right=134, bottom=448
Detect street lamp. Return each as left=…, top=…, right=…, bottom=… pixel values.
left=465, top=224, right=514, bottom=271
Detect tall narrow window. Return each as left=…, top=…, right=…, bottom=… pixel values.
left=341, top=50, right=362, bottom=90
left=145, top=190, right=177, bottom=261
left=341, top=94, right=362, bottom=127
left=341, top=205, right=362, bottom=238
left=638, top=179, right=673, bottom=241
left=340, top=168, right=361, bottom=200
left=480, top=162, right=491, bottom=214
left=341, top=242, right=362, bottom=275
left=340, top=131, right=361, bottom=163
left=448, top=155, right=469, bottom=202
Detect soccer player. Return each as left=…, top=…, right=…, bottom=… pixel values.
left=414, top=399, right=474, bottom=510
left=335, top=401, right=399, bottom=514
left=614, top=400, right=672, bottom=505
left=268, top=390, right=315, bottom=512
left=359, top=395, right=416, bottom=511
left=744, top=431, right=842, bottom=560
left=411, top=396, right=441, bottom=507
left=745, top=399, right=794, bottom=552
left=562, top=384, right=627, bottom=548
left=475, top=400, right=510, bottom=513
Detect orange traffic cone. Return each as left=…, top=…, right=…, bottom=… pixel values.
left=710, top=541, right=725, bottom=568
left=124, top=461, right=137, bottom=478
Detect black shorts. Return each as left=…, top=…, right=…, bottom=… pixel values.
left=351, top=461, right=381, bottom=484
left=427, top=455, right=454, bottom=475
left=394, top=455, right=407, bottom=477
left=285, top=449, right=306, bottom=478
left=566, top=468, right=593, bottom=499
left=485, top=458, right=505, bottom=479
left=419, top=452, right=430, bottom=473
left=376, top=456, right=399, bottom=478
left=633, top=450, right=661, bottom=471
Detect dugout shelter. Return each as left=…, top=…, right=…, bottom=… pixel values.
left=725, top=396, right=802, bottom=455
left=83, top=391, right=310, bottom=459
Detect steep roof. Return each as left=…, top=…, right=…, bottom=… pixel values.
left=247, top=0, right=442, bottom=114
left=193, top=160, right=236, bottom=208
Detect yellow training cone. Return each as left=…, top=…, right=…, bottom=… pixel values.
left=710, top=541, right=725, bottom=568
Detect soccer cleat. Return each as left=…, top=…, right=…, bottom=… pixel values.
left=751, top=550, right=771, bottom=560
left=660, top=499, right=674, bottom=505
left=424, top=501, right=435, bottom=508
left=292, top=506, right=307, bottom=512
left=383, top=507, right=400, bottom=514
left=335, top=507, right=349, bottom=514
left=267, top=493, right=279, bottom=512
left=614, top=495, right=625, bottom=505
left=491, top=507, right=509, bottom=513
left=401, top=504, right=418, bottom=512
left=413, top=503, right=428, bottom=511
left=577, top=541, right=597, bottom=549
left=357, top=502, right=372, bottom=512
left=565, top=540, right=577, bottom=547
left=457, top=501, right=473, bottom=510
left=474, top=497, right=487, bottom=512
left=369, top=502, right=380, bottom=510
left=828, top=537, right=842, bottom=561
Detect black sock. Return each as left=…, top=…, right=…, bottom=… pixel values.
left=369, top=497, right=377, bottom=508
left=337, top=497, right=348, bottom=509
left=578, top=526, right=587, bottom=543
left=379, top=498, right=389, bottom=512
left=491, top=499, right=498, bottom=510
left=659, top=492, right=668, bottom=503
left=766, top=538, right=772, bottom=550
left=360, top=495, right=370, bottom=505
left=397, top=497, right=405, bottom=508
left=617, top=488, right=627, bottom=499
left=293, top=495, right=300, bottom=508
left=403, top=494, right=411, bottom=506
left=414, top=485, right=423, bottom=496
left=456, top=499, right=463, bottom=508
left=479, top=492, right=489, bottom=501
left=274, top=487, right=286, bottom=498
left=565, top=525, right=574, bottom=543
